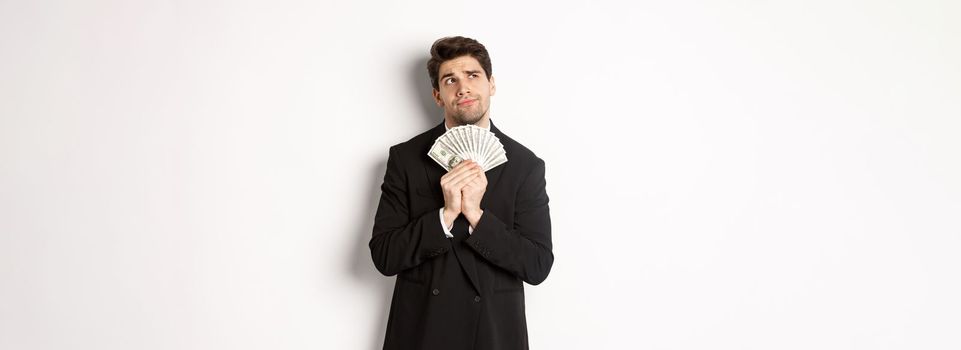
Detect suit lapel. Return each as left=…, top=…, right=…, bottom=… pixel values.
left=484, top=121, right=508, bottom=196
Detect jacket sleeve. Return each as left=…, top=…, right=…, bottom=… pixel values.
left=369, top=146, right=451, bottom=276
left=464, top=158, right=554, bottom=285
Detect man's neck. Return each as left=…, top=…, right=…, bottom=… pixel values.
left=444, top=116, right=491, bottom=130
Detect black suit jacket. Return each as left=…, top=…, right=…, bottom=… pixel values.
left=370, top=120, right=553, bottom=350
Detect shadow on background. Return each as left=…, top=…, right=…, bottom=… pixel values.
left=349, top=56, right=440, bottom=350
left=349, top=159, right=391, bottom=350
left=412, top=56, right=441, bottom=128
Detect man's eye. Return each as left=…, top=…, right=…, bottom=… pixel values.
left=445, top=78, right=455, bottom=84
left=469, top=73, right=478, bottom=78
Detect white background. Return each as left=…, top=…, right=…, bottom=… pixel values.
left=2, top=0, right=959, bottom=349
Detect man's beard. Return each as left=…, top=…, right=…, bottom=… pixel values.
left=450, top=105, right=487, bottom=126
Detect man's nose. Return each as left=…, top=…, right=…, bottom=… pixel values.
left=457, top=85, right=470, bottom=96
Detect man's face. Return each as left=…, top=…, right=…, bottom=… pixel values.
left=433, top=55, right=496, bottom=126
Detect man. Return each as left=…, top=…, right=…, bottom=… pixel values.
left=369, top=36, right=553, bottom=350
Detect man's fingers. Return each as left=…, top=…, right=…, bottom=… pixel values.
left=442, top=161, right=480, bottom=185
left=449, top=171, right=480, bottom=189
left=451, top=160, right=477, bottom=174
left=450, top=168, right=483, bottom=189
left=470, top=174, right=487, bottom=186
left=472, top=168, right=487, bottom=184
left=452, top=160, right=474, bottom=171
left=441, top=161, right=478, bottom=184
left=448, top=163, right=478, bottom=181
left=456, top=169, right=486, bottom=189
left=464, top=174, right=487, bottom=190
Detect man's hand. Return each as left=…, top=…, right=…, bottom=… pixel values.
left=461, top=162, right=488, bottom=227
left=440, top=160, right=482, bottom=228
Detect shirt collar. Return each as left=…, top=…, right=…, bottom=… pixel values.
left=445, top=120, right=492, bottom=132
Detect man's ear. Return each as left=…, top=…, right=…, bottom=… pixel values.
left=489, top=75, right=496, bottom=96
left=432, top=89, right=443, bottom=106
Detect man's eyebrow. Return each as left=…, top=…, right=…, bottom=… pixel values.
left=440, top=70, right=483, bottom=81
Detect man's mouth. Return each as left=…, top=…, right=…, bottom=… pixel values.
left=457, top=99, right=476, bottom=106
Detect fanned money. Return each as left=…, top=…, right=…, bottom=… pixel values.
left=428, top=125, right=507, bottom=172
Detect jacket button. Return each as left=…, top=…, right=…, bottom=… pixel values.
left=432, top=289, right=440, bottom=296
left=474, top=295, right=481, bottom=302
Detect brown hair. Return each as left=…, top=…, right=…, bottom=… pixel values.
left=427, top=36, right=493, bottom=91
